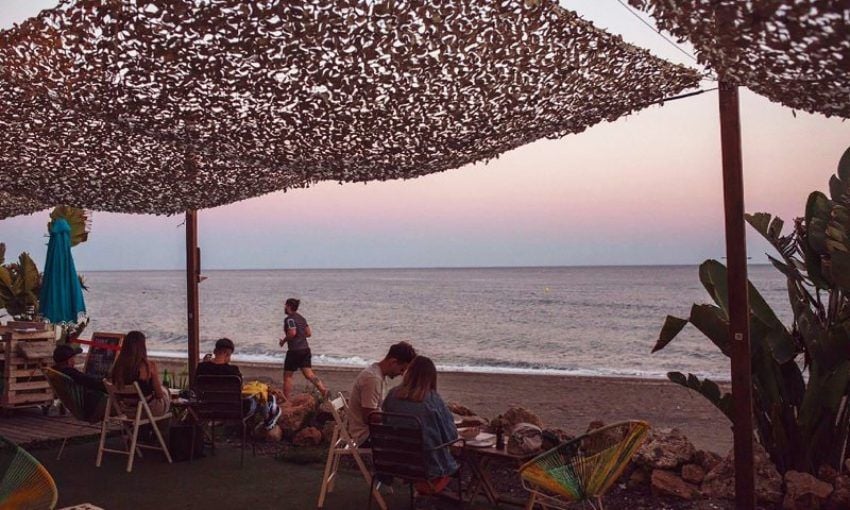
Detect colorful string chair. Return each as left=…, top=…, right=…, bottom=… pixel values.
left=43, top=368, right=107, bottom=460
left=0, top=435, right=58, bottom=510
left=519, top=420, right=649, bottom=510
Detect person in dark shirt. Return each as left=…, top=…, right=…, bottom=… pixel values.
left=52, top=344, right=107, bottom=420
left=196, top=338, right=242, bottom=377
left=53, top=344, right=106, bottom=392
left=197, top=338, right=281, bottom=429
left=278, top=298, right=328, bottom=400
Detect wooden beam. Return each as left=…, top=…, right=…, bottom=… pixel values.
left=718, top=81, right=755, bottom=509
left=185, top=209, right=200, bottom=385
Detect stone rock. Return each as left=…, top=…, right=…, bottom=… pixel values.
left=448, top=402, right=476, bottom=416
left=627, top=467, right=651, bottom=490
left=700, top=442, right=782, bottom=504
left=694, top=449, right=723, bottom=472
left=541, top=428, right=574, bottom=451
left=293, top=426, right=323, bottom=447
left=456, top=415, right=488, bottom=428
left=783, top=471, right=833, bottom=510
left=279, top=393, right=318, bottom=432
left=818, top=465, right=839, bottom=485
left=502, top=407, right=543, bottom=430
left=651, top=469, right=701, bottom=500
left=826, top=475, right=850, bottom=510
left=635, top=428, right=696, bottom=470
left=681, top=464, right=706, bottom=485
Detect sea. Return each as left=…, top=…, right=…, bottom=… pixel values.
left=79, top=265, right=789, bottom=381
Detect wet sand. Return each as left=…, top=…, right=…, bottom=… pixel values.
left=156, top=357, right=733, bottom=454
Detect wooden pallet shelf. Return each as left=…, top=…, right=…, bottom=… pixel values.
left=0, top=324, right=55, bottom=410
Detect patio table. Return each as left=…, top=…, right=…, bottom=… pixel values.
left=452, top=440, right=537, bottom=507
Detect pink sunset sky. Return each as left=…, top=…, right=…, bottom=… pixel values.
left=1, top=1, right=848, bottom=270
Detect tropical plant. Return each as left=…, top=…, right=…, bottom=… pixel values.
left=48, top=206, right=91, bottom=247
left=655, top=146, right=850, bottom=475
left=0, top=206, right=91, bottom=320
left=0, top=245, right=42, bottom=320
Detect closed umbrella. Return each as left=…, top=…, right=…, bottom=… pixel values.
left=38, top=218, right=86, bottom=324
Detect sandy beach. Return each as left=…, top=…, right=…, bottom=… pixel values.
left=157, top=357, right=732, bottom=454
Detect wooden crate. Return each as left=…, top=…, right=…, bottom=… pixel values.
left=0, top=325, right=55, bottom=409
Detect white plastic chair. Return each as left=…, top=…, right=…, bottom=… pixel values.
left=96, top=380, right=173, bottom=472
left=317, top=392, right=387, bottom=510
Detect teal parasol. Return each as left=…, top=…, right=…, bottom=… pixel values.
left=38, top=218, right=86, bottom=323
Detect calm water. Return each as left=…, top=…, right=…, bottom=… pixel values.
left=79, top=266, right=788, bottom=380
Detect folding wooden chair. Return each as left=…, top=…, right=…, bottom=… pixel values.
left=317, top=392, right=387, bottom=510
left=96, top=380, right=173, bottom=473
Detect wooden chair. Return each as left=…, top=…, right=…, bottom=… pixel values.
left=519, top=420, right=649, bottom=510
left=367, top=411, right=464, bottom=510
left=42, top=368, right=107, bottom=460
left=317, top=392, right=386, bottom=510
left=0, top=435, right=58, bottom=509
left=191, top=375, right=254, bottom=466
left=96, top=380, right=173, bottom=473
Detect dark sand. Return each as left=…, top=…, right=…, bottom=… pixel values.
left=157, top=358, right=733, bottom=453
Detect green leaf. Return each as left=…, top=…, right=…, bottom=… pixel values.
left=806, top=192, right=831, bottom=255
left=0, top=243, right=4, bottom=266
left=699, top=260, right=731, bottom=315
left=838, top=146, right=850, bottom=184
left=689, top=304, right=730, bottom=356
left=666, top=371, right=733, bottom=422
left=653, top=315, right=688, bottom=352
left=830, top=250, right=850, bottom=292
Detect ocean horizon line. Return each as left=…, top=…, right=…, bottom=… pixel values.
left=75, top=262, right=773, bottom=273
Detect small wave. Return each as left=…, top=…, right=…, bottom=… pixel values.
left=148, top=350, right=729, bottom=381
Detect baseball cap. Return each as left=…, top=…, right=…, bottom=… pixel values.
left=53, top=344, right=77, bottom=364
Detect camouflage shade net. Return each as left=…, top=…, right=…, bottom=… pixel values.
left=629, top=0, right=850, bottom=118
left=0, top=0, right=700, bottom=218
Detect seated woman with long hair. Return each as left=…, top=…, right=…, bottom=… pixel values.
left=381, top=355, right=458, bottom=493
left=111, top=330, right=169, bottom=416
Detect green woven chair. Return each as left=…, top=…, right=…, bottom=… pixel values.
left=0, top=435, right=58, bottom=510
left=519, top=420, right=649, bottom=510
left=43, top=368, right=107, bottom=460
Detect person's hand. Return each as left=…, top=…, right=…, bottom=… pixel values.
left=278, top=338, right=285, bottom=347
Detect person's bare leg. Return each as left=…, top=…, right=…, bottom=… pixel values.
left=283, top=370, right=295, bottom=401
left=302, top=367, right=329, bottom=397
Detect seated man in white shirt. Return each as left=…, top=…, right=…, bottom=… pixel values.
left=347, top=341, right=417, bottom=445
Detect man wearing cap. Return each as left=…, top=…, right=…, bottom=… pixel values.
left=52, top=344, right=107, bottom=420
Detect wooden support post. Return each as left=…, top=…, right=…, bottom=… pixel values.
left=718, top=81, right=755, bottom=509
left=186, top=209, right=200, bottom=385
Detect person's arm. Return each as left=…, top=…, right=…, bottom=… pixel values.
left=284, top=317, right=297, bottom=340
left=149, top=361, right=166, bottom=399
left=305, top=324, right=312, bottom=338
left=360, top=378, right=382, bottom=425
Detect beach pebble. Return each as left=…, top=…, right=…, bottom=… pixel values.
left=279, top=393, right=319, bottom=432
left=783, top=471, right=833, bottom=510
